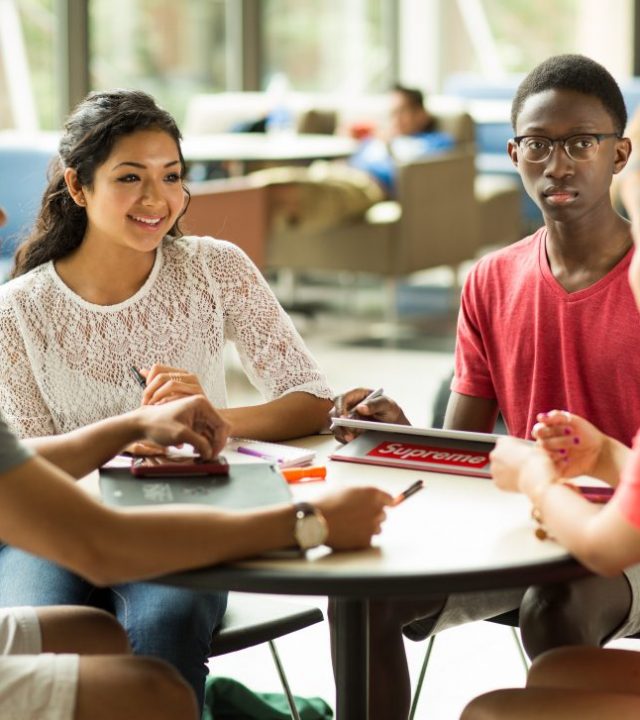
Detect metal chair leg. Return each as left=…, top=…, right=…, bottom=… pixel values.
left=409, top=634, right=437, bottom=720
left=510, top=626, right=530, bottom=674
left=409, top=626, right=528, bottom=719
left=268, top=639, right=302, bottom=720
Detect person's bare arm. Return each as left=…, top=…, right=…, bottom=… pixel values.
left=535, top=481, right=640, bottom=576
left=137, top=365, right=332, bottom=441
left=219, top=392, right=333, bottom=440
left=618, top=168, right=640, bottom=231
left=492, top=436, right=640, bottom=576
left=24, top=396, right=230, bottom=478
left=616, top=105, right=640, bottom=233
left=0, top=455, right=392, bottom=587
left=443, top=391, right=499, bottom=432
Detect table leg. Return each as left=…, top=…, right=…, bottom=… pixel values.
left=333, top=596, right=369, bottom=720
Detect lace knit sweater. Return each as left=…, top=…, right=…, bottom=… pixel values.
left=0, top=236, right=332, bottom=437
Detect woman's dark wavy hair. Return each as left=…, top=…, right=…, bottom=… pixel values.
left=12, top=89, right=189, bottom=278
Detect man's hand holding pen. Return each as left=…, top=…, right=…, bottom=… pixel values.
left=330, top=387, right=411, bottom=444
left=314, top=486, right=393, bottom=550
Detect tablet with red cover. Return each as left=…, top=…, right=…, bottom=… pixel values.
left=330, top=419, right=501, bottom=478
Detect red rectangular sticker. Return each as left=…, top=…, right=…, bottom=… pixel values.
left=366, top=440, right=490, bottom=469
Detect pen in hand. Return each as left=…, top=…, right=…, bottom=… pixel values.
left=130, top=365, right=147, bottom=389
left=346, top=387, right=384, bottom=418
left=392, top=479, right=424, bottom=506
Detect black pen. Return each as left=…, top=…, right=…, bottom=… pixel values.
left=130, top=365, right=147, bottom=389
left=392, top=479, right=424, bottom=506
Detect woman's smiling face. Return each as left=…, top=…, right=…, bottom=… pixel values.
left=67, top=129, right=186, bottom=255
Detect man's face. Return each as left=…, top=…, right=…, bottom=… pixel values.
left=507, top=89, right=630, bottom=223
left=388, top=91, right=429, bottom=137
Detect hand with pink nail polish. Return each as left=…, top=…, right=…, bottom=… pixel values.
left=531, top=409, right=605, bottom=478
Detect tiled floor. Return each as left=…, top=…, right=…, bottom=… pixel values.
left=213, top=282, right=634, bottom=719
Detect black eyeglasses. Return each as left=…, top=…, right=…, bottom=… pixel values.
left=512, top=133, right=621, bottom=163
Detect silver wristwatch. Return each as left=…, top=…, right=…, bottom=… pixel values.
left=293, top=502, right=329, bottom=550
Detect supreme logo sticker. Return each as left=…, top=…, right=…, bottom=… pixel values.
left=366, top=441, right=490, bottom=468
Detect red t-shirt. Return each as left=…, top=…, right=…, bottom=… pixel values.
left=453, top=227, right=639, bottom=444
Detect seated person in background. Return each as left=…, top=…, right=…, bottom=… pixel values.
left=331, top=54, right=639, bottom=720
left=253, top=84, right=454, bottom=237
left=0, top=395, right=390, bottom=720
left=0, top=88, right=335, bottom=712
left=462, top=402, right=640, bottom=719
left=348, top=84, right=454, bottom=197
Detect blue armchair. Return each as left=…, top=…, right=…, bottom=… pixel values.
left=0, top=142, right=55, bottom=279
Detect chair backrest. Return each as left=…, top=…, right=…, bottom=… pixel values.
left=394, top=146, right=480, bottom=274
left=431, top=110, right=475, bottom=148
left=391, top=110, right=479, bottom=274
left=265, top=109, right=482, bottom=279
left=183, top=178, right=268, bottom=268
left=0, top=145, right=55, bottom=257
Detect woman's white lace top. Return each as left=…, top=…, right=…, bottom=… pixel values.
left=0, top=236, right=332, bottom=437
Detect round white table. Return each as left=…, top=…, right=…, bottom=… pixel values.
left=151, top=434, right=588, bottom=719
left=180, top=132, right=356, bottom=164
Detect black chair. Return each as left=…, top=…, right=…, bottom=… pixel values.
left=210, top=592, right=324, bottom=720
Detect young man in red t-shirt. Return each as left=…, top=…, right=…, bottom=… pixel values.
left=332, top=54, right=638, bottom=720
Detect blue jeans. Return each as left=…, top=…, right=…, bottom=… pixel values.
left=0, top=545, right=227, bottom=711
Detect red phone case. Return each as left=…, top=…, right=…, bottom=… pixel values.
left=130, top=456, right=229, bottom=477
left=577, top=485, right=614, bottom=504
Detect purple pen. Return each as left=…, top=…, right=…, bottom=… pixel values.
left=237, top=446, right=284, bottom=463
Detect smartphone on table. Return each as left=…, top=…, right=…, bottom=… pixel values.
left=577, top=485, right=614, bottom=504
left=131, top=456, right=229, bottom=478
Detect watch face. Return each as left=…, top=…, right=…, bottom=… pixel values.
left=295, top=505, right=328, bottom=550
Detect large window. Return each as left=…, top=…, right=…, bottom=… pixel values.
left=261, top=0, right=396, bottom=93
left=4, top=0, right=638, bottom=131
left=436, top=0, right=634, bottom=84
left=0, top=0, right=57, bottom=130
left=483, top=0, right=632, bottom=77
left=89, top=0, right=227, bottom=124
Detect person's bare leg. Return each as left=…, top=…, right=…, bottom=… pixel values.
left=32, top=608, right=196, bottom=719
left=36, top=607, right=130, bottom=654
left=527, top=646, right=640, bottom=695
left=329, top=595, right=446, bottom=720
left=75, top=655, right=198, bottom=720
left=461, top=687, right=640, bottom=720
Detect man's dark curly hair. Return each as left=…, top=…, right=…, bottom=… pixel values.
left=511, top=54, right=627, bottom=135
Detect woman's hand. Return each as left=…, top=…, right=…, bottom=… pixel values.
left=140, top=364, right=206, bottom=406
left=329, top=387, right=410, bottom=444
left=532, top=410, right=605, bottom=478
left=490, top=436, right=545, bottom=493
